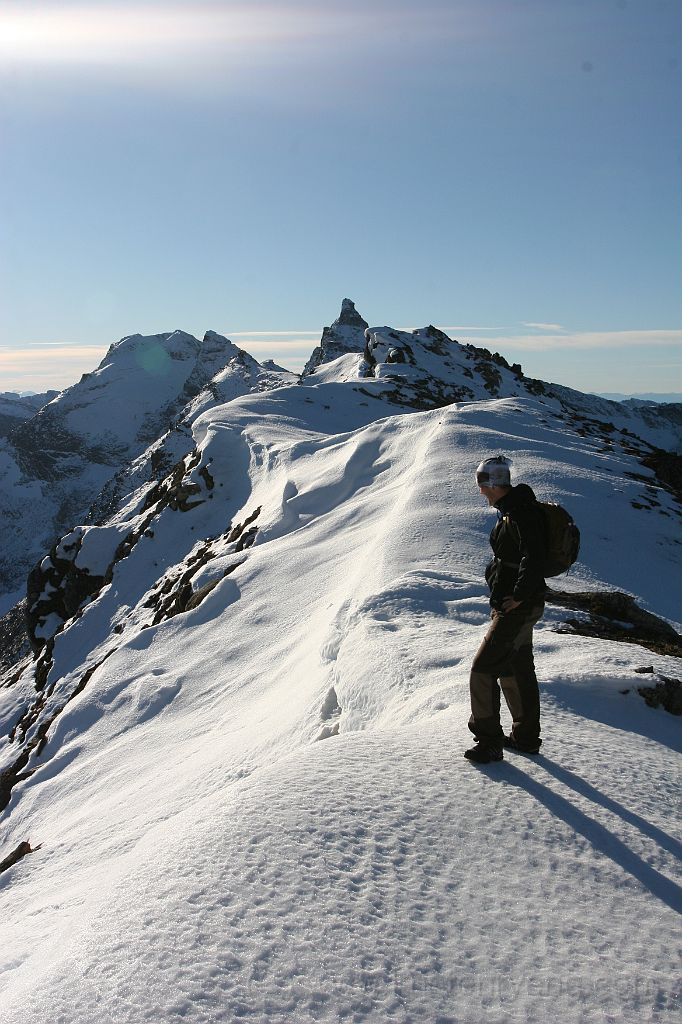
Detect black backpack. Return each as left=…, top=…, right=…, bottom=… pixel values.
left=538, top=502, right=580, bottom=576
left=504, top=501, right=580, bottom=577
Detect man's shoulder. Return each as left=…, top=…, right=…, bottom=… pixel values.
left=499, top=484, right=537, bottom=517
left=510, top=483, right=538, bottom=506
left=505, top=486, right=545, bottom=533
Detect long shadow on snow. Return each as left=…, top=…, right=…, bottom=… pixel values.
left=500, top=762, right=682, bottom=915
left=543, top=683, right=682, bottom=756
left=538, top=757, right=682, bottom=862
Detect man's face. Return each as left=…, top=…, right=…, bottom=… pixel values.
left=479, top=483, right=507, bottom=506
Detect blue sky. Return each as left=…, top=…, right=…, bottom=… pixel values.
left=0, top=0, right=680, bottom=394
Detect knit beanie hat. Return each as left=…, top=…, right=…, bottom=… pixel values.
left=475, top=456, right=512, bottom=487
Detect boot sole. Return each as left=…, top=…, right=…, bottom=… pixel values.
left=463, top=751, right=503, bottom=764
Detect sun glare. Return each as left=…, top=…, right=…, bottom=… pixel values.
left=0, top=4, right=313, bottom=65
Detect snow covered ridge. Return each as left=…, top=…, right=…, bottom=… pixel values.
left=0, top=382, right=681, bottom=1023
left=0, top=329, right=296, bottom=602
left=1, top=301, right=681, bottom=611
left=0, top=297, right=681, bottom=676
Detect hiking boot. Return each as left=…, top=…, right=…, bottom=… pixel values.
left=464, top=742, right=503, bottom=764
left=503, top=734, right=541, bottom=755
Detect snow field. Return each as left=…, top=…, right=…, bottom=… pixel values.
left=2, top=707, right=679, bottom=1024
left=0, top=391, right=680, bottom=1022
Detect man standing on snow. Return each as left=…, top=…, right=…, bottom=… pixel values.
left=464, top=456, right=547, bottom=764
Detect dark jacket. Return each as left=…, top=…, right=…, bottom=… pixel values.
left=484, top=484, right=547, bottom=609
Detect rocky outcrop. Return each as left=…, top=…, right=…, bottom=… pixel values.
left=1, top=491, right=262, bottom=814
left=25, top=533, right=109, bottom=655
left=142, top=507, right=260, bottom=626
left=641, top=449, right=682, bottom=503
left=359, top=326, right=530, bottom=410
left=547, top=588, right=682, bottom=658
left=633, top=669, right=682, bottom=715
left=302, top=299, right=369, bottom=376
left=22, top=441, right=223, bottom=659
left=0, top=839, right=40, bottom=875
left=0, top=601, right=30, bottom=675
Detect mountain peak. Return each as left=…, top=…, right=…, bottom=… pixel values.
left=336, top=298, right=369, bottom=331
left=302, top=299, right=369, bottom=376
left=202, top=330, right=237, bottom=349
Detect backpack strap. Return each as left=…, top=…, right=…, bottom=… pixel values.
left=502, top=514, right=522, bottom=548
left=496, top=515, right=521, bottom=568
left=494, top=556, right=520, bottom=569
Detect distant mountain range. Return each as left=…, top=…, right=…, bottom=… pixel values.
left=1, top=301, right=681, bottom=618
left=597, top=392, right=682, bottom=404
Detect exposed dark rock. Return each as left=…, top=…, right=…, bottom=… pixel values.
left=25, top=538, right=106, bottom=655
left=199, top=466, right=215, bottom=491
left=226, top=506, right=261, bottom=543
left=637, top=675, right=682, bottom=715
left=143, top=508, right=261, bottom=626
left=184, top=578, right=221, bottom=612
left=641, top=449, right=682, bottom=503
left=10, top=411, right=121, bottom=479
left=235, top=527, right=258, bottom=552
left=0, top=840, right=40, bottom=875
left=0, top=600, right=31, bottom=672
left=525, top=378, right=547, bottom=396
left=0, top=413, right=24, bottom=439
left=0, top=751, right=31, bottom=814
left=303, top=299, right=368, bottom=376
left=141, top=450, right=202, bottom=514
left=2, top=644, right=119, bottom=812
left=475, top=360, right=503, bottom=396
left=547, top=588, right=682, bottom=657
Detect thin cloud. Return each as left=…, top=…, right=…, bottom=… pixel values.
left=441, top=326, right=511, bottom=333
left=470, top=329, right=682, bottom=352
left=228, top=330, right=321, bottom=338
left=0, top=344, right=109, bottom=391
left=523, top=322, right=564, bottom=332
left=0, top=344, right=108, bottom=363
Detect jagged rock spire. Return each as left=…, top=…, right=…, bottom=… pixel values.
left=302, top=299, right=369, bottom=376
left=335, top=298, right=369, bottom=331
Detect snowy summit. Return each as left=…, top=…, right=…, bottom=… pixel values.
left=0, top=301, right=680, bottom=1023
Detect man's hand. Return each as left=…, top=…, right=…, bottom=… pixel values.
left=501, top=596, right=522, bottom=613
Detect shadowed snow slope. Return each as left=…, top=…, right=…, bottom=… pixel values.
left=0, top=374, right=680, bottom=1021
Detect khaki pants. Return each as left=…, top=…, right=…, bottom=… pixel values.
left=468, top=603, right=544, bottom=748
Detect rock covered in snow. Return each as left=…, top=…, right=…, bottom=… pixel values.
left=310, top=319, right=682, bottom=453
left=357, top=324, right=533, bottom=409
left=86, top=336, right=296, bottom=526
left=0, top=330, right=293, bottom=603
